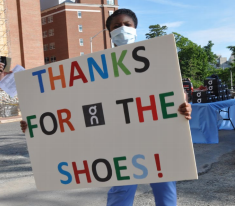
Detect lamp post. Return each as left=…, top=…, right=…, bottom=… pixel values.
left=90, top=29, right=107, bottom=53
left=230, top=69, right=233, bottom=90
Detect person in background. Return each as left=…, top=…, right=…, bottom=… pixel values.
left=0, top=62, right=12, bottom=80
left=20, top=8, right=192, bottom=206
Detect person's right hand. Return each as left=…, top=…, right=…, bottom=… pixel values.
left=20, top=120, right=28, bottom=133
left=0, top=62, right=5, bottom=73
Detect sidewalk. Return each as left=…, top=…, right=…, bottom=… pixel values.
left=0, top=128, right=234, bottom=205
left=0, top=115, right=22, bottom=124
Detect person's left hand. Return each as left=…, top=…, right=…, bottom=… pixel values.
left=178, top=102, right=192, bottom=120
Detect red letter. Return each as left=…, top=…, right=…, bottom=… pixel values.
left=136, top=95, right=158, bottom=123
left=57, top=109, right=75, bottom=133
left=69, top=61, right=88, bottom=87
left=48, top=65, right=66, bottom=90
left=72, top=161, right=92, bottom=184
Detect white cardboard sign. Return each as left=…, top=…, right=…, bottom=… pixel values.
left=15, top=34, right=197, bottom=191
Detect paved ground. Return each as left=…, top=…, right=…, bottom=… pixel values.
left=0, top=122, right=235, bottom=206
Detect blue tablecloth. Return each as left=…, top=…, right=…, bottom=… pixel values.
left=190, top=99, right=235, bottom=144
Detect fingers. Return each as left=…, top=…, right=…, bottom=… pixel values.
left=178, top=102, right=192, bottom=120
left=0, top=63, right=5, bottom=73
left=185, top=116, right=192, bottom=120
left=20, top=120, right=28, bottom=133
left=178, top=103, right=192, bottom=112
left=3, top=71, right=12, bottom=75
left=178, top=106, right=191, bottom=112
left=179, top=102, right=190, bottom=108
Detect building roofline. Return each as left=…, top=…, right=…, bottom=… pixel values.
left=41, top=3, right=65, bottom=13
left=41, top=2, right=119, bottom=13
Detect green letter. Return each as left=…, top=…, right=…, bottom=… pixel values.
left=159, top=92, right=178, bottom=119
left=111, top=50, right=131, bottom=77
left=27, top=115, right=38, bottom=138
left=113, top=156, right=130, bottom=181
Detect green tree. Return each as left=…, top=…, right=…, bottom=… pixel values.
left=205, top=67, right=235, bottom=88
left=227, top=46, right=235, bottom=56
left=172, top=33, right=209, bottom=80
left=172, top=32, right=194, bottom=50
left=145, top=24, right=168, bottom=39
left=145, top=26, right=217, bottom=82
left=203, top=41, right=217, bottom=69
left=227, top=46, right=235, bottom=88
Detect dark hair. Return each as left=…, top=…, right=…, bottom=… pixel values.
left=106, top=9, right=138, bottom=33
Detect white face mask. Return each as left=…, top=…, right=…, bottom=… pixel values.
left=111, top=26, right=137, bottom=46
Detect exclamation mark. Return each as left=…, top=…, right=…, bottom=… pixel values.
left=154, top=154, right=163, bottom=178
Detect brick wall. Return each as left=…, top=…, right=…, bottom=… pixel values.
left=66, top=6, right=105, bottom=57
left=41, top=1, right=119, bottom=63
left=6, top=0, right=44, bottom=70
left=6, top=0, right=22, bottom=69
left=42, top=6, right=69, bottom=62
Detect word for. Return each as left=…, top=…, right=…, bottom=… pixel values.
left=58, top=154, right=163, bottom=185
left=32, top=46, right=150, bottom=93
left=26, top=92, right=177, bottom=138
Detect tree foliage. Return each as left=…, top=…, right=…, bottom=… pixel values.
left=203, top=41, right=217, bottom=68
left=145, top=24, right=168, bottom=39
left=205, top=68, right=235, bottom=88
left=227, top=46, right=235, bottom=56
left=145, top=25, right=234, bottom=87
left=227, top=46, right=235, bottom=75
left=172, top=32, right=208, bottom=80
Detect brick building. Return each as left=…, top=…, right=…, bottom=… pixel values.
left=40, top=0, right=119, bottom=64
left=1, top=0, right=44, bottom=70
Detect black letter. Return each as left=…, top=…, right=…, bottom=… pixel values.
left=132, top=46, right=150, bottom=73
left=92, top=159, right=112, bottom=182
left=116, top=98, right=134, bottom=124
left=40, top=112, right=58, bottom=135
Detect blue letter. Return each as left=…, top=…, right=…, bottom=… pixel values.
left=58, top=162, right=72, bottom=184
left=87, top=54, right=109, bottom=82
left=32, top=69, right=46, bottom=93
left=132, top=154, right=148, bottom=179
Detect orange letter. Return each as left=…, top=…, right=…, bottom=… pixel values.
left=57, top=109, right=75, bottom=132
left=48, top=65, right=66, bottom=90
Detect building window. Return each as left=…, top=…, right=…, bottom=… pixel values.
left=48, top=16, right=53, bottom=23
left=79, top=38, right=83, bottom=46
left=43, top=31, right=47, bottom=38
left=107, top=0, right=114, bottom=5
left=109, top=11, right=114, bottom=16
left=77, top=11, right=82, bottom=18
left=51, top=56, right=56, bottom=62
left=80, top=52, right=84, bottom=56
left=49, top=29, right=54, bottom=36
left=50, top=42, right=55, bottom=50
left=42, top=17, right=46, bottom=25
left=45, top=57, right=49, bottom=64
left=78, top=25, right=83, bottom=32
left=44, top=44, right=48, bottom=51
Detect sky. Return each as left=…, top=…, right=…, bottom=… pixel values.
left=118, top=0, right=235, bottom=59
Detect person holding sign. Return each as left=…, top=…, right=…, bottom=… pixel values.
left=105, top=9, right=192, bottom=206
left=0, top=62, right=12, bottom=81
left=20, top=8, right=192, bottom=206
